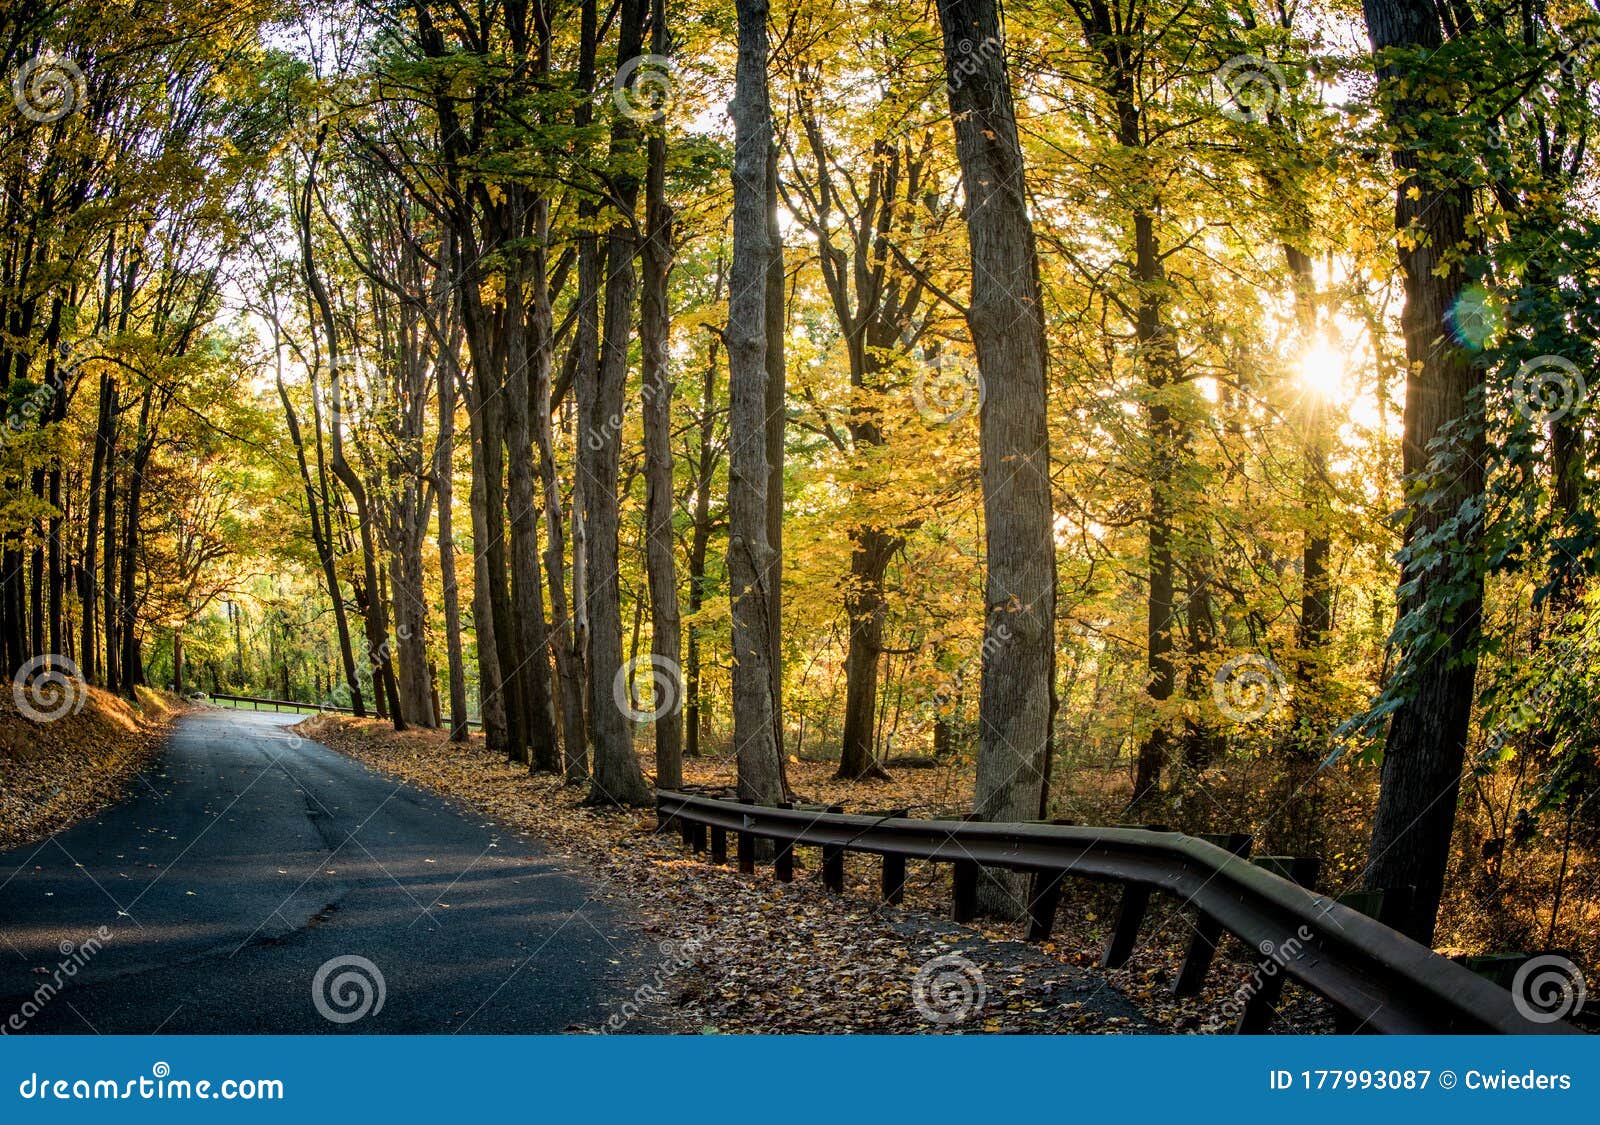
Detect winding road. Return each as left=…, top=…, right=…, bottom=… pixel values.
left=0, top=710, right=649, bottom=1033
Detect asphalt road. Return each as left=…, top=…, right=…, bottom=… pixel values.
left=0, top=710, right=651, bottom=1033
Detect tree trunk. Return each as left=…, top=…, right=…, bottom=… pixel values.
left=725, top=0, right=788, bottom=806
left=437, top=331, right=470, bottom=740
left=936, top=0, right=1057, bottom=914
left=462, top=368, right=512, bottom=754
left=640, top=0, right=684, bottom=790
left=584, top=0, right=653, bottom=807
left=685, top=324, right=722, bottom=760
left=1359, top=0, right=1486, bottom=945
left=276, top=361, right=364, bottom=717
left=504, top=213, right=561, bottom=772
left=838, top=529, right=896, bottom=780
left=80, top=370, right=111, bottom=683
left=764, top=141, right=787, bottom=771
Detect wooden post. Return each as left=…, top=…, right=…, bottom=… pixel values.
left=952, top=860, right=979, bottom=923
left=689, top=822, right=708, bottom=853
left=1173, top=913, right=1226, bottom=996
left=1101, top=884, right=1152, bottom=967
left=1330, top=887, right=1402, bottom=1034
left=774, top=838, right=794, bottom=882
left=710, top=825, right=728, bottom=865
left=1175, top=832, right=1252, bottom=995
left=1026, top=869, right=1065, bottom=941
left=737, top=830, right=755, bottom=874
left=1252, top=855, right=1322, bottom=889
left=881, top=854, right=906, bottom=904
left=822, top=845, right=845, bottom=892
left=1235, top=967, right=1290, bottom=1034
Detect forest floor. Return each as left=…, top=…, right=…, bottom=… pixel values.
left=293, top=714, right=1342, bottom=1034
left=0, top=686, right=184, bottom=852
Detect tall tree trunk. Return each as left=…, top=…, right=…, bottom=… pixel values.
left=462, top=370, right=511, bottom=754
left=298, top=165, right=405, bottom=728
left=838, top=529, right=896, bottom=779
left=640, top=0, right=684, bottom=790
left=275, top=356, right=364, bottom=716
left=538, top=331, right=584, bottom=775
left=504, top=213, right=561, bottom=772
left=80, top=370, right=111, bottom=683
left=563, top=0, right=601, bottom=786
left=726, top=0, right=787, bottom=807
left=102, top=389, right=119, bottom=692
left=583, top=0, right=653, bottom=806
left=1360, top=0, right=1486, bottom=944
left=437, top=334, right=470, bottom=740
left=763, top=141, right=788, bottom=771
left=684, top=322, right=722, bottom=760
left=936, top=0, right=1058, bottom=913
left=1287, top=244, right=1332, bottom=744
left=390, top=512, right=435, bottom=727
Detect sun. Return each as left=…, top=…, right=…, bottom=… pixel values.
left=1295, top=338, right=1348, bottom=402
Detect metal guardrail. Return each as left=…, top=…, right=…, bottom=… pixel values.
left=203, top=691, right=481, bottom=729
left=656, top=791, right=1578, bottom=1035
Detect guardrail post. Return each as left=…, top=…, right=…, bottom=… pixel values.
left=822, top=845, right=845, bottom=892
left=1174, top=832, right=1252, bottom=996
left=774, top=838, right=795, bottom=882
left=1232, top=856, right=1323, bottom=1033
left=1026, top=870, right=1065, bottom=941
left=737, top=827, right=755, bottom=874
left=710, top=826, right=728, bottom=865
left=881, top=855, right=906, bottom=904
left=1252, top=855, right=1321, bottom=889
left=1101, top=884, right=1152, bottom=967
left=1236, top=957, right=1291, bottom=1034
left=689, top=822, right=708, bottom=854
left=951, top=860, right=979, bottom=923
left=1329, top=887, right=1408, bottom=1034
